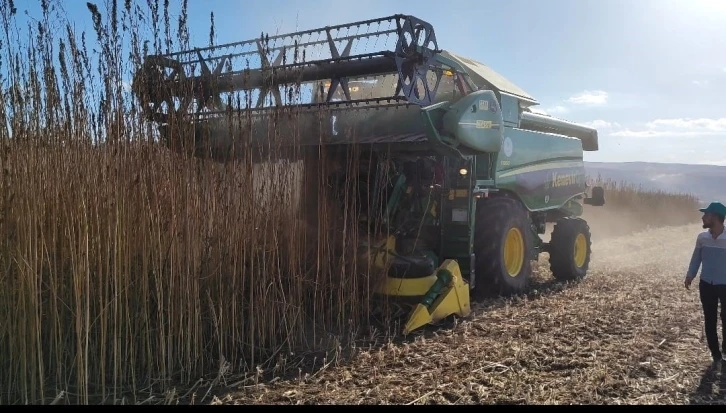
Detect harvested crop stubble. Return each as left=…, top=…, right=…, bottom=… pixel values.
left=210, top=224, right=725, bottom=405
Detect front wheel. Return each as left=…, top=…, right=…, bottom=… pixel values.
left=548, top=217, right=592, bottom=281
left=473, top=196, right=534, bottom=299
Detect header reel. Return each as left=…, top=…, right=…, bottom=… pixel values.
left=132, top=15, right=448, bottom=128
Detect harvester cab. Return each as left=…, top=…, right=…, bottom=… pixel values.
left=132, top=14, right=605, bottom=335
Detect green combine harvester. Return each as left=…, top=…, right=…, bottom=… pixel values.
left=132, top=14, right=605, bottom=334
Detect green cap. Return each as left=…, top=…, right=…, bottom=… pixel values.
left=700, top=201, right=726, bottom=218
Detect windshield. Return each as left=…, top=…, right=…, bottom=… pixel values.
left=311, top=67, right=473, bottom=105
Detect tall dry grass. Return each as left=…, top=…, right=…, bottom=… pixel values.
left=0, top=0, right=393, bottom=405
left=583, top=177, right=701, bottom=238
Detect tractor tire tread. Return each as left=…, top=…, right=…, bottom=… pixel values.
left=548, top=216, right=592, bottom=282
left=473, top=196, right=533, bottom=300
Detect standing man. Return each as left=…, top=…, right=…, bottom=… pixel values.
left=685, top=201, right=726, bottom=365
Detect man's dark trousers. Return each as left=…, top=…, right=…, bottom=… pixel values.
left=699, top=280, right=726, bottom=361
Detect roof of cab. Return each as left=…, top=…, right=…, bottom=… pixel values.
left=440, top=50, right=538, bottom=104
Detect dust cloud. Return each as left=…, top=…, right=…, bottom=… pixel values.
left=539, top=203, right=703, bottom=274
left=581, top=204, right=701, bottom=242
left=542, top=205, right=700, bottom=243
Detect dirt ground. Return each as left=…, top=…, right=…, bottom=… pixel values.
left=196, top=222, right=725, bottom=405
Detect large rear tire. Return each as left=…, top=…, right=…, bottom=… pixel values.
left=473, top=196, right=534, bottom=299
left=548, top=217, right=592, bottom=281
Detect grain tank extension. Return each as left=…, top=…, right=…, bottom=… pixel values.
left=132, top=14, right=605, bottom=334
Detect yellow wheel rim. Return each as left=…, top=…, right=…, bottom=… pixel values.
left=504, top=227, right=525, bottom=277
left=574, top=233, right=587, bottom=268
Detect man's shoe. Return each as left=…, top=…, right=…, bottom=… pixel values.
left=713, top=356, right=724, bottom=371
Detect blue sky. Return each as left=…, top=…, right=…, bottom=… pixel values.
left=12, top=0, right=726, bottom=166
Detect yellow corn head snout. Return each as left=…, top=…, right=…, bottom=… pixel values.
left=373, top=236, right=472, bottom=334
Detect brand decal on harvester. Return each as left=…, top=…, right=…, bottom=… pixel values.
left=547, top=170, right=585, bottom=188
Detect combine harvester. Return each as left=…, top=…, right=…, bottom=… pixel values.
left=132, top=14, right=605, bottom=335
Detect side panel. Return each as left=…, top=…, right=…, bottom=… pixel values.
left=494, top=128, right=587, bottom=211
left=499, top=93, right=521, bottom=127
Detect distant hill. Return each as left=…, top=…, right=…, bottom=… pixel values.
left=584, top=162, right=726, bottom=206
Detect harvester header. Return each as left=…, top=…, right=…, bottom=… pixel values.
left=133, top=14, right=446, bottom=124
left=132, top=13, right=599, bottom=158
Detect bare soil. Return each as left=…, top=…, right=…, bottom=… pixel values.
left=194, top=222, right=726, bottom=405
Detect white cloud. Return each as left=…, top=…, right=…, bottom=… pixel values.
left=566, top=90, right=608, bottom=105
left=532, top=90, right=609, bottom=116
left=581, top=119, right=620, bottom=130
left=692, top=80, right=709, bottom=87
left=611, top=117, right=726, bottom=138
left=610, top=129, right=663, bottom=138
left=547, top=105, right=569, bottom=114
left=528, top=105, right=568, bottom=115
left=646, top=118, right=726, bottom=131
